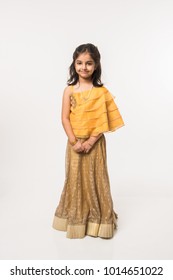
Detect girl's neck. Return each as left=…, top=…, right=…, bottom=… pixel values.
left=75, top=82, right=92, bottom=92
left=76, top=78, right=93, bottom=90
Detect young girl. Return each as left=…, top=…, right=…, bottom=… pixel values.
left=52, top=43, right=124, bottom=239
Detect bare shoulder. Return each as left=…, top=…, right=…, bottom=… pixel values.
left=101, top=85, right=109, bottom=91
left=63, top=85, right=73, bottom=97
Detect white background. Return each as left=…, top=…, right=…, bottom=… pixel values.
left=0, top=0, right=173, bottom=259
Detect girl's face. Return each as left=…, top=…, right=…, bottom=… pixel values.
left=74, top=52, right=96, bottom=80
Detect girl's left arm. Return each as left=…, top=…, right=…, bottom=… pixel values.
left=87, top=134, right=102, bottom=146
left=82, top=134, right=102, bottom=153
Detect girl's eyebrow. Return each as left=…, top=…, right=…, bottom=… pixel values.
left=76, top=59, right=94, bottom=63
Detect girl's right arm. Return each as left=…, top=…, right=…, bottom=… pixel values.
left=61, top=86, right=83, bottom=152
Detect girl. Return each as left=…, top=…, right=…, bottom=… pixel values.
left=52, top=43, right=124, bottom=239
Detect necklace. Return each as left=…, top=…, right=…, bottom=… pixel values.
left=80, top=85, right=93, bottom=101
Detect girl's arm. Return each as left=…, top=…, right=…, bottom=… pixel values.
left=87, top=134, right=102, bottom=146
left=61, top=86, right=76, bottom=143
left=82, top=134, right=102, bottom=153
left=61, top=87, right=83, bottom=152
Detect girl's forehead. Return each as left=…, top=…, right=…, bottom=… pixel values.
left=75, top=52, right=94, bottom=61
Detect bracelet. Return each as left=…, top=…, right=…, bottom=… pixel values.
left=70, top=138, right=78, bottom=146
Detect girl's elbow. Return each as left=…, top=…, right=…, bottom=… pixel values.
left=62, top=117, right=68, bottom=126
left=61, top=118, right=65, bottom=126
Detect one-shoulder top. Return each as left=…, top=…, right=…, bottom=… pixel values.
left=69, top=85, right=124, bottom=138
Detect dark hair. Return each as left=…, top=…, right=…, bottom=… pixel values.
left=67, top=43, right=103, bottom=87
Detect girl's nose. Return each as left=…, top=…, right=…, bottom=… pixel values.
left=82, top=63, right=87, bottom=69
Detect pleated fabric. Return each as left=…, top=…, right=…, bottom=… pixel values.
left=52, top=135, right=118, bottom=239
left=69, top=86, right=124, bottom=138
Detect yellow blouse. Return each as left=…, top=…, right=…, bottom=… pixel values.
left=70, top=86, right=124, bottom=138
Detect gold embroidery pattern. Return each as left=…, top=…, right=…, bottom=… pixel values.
left=70, top=95, right=77, bottom=108
left=52, top=135, right=118, bottom=239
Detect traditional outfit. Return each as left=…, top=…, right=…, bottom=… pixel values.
left=52, top=86, right=124, bottom=238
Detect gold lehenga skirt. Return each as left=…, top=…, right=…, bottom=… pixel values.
left=52, top=135, right=117, bottom=239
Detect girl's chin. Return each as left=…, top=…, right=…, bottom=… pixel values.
left=80, top=73, right=89, bottom=76
left=79, top=73, right=92, bottom=78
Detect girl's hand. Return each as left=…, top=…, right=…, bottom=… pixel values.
left=82, top=140, right=93, bottom=154
left=72, top=140, right=84, bottom=153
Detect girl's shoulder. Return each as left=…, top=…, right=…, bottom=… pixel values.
left=94, top=85, right=109, bottom=93
left=63, top=85, right=73, bottom=96
left=95, top=86, right=115, bottom=99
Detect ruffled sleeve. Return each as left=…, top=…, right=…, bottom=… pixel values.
left=70, top=87, right=124, bottom=138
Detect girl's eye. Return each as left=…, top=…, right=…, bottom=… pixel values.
left=76, top=61, right=93, bottom=66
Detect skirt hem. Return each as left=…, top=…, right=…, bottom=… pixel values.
left=52, top=216, right=117, bottom=239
